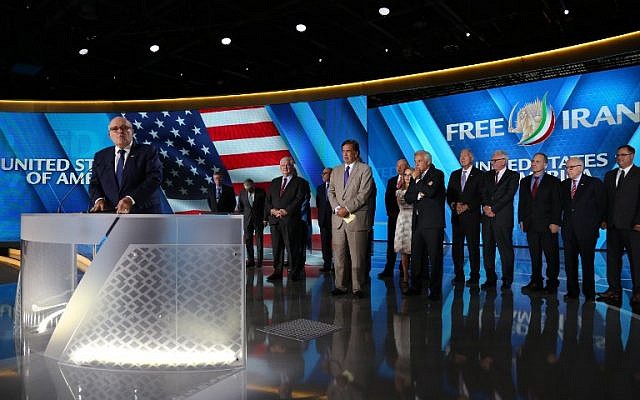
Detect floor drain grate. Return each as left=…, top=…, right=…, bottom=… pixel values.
left=258, top=318, right=342, bottom=342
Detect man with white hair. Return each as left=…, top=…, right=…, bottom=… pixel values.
left=265, top=156, right=306, bottom=282
left=404, top=150, right=446, bottom=301
left=481, top=150, right=519, bottom=291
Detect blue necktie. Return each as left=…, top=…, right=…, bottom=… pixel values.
left=116, top=149, right=126, bottom=188
left=343, top=165, right=350, bottom=187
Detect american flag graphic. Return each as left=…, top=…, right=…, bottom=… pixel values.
left=122, top=107, right=292, bottom=213
left=122, top=107, right=321, bottom=249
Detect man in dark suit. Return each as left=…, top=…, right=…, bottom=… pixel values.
left=89, top=116, right=163, bottom=214
left=599, top=144, right=640, bottom=305
left=481, top=150, right=519, bottom=290
left=446, top=149, right=483, bottom=287
left=561, top=157, right=606, bottom=301
left=379, top=158, right=409, bottom=278
left=238, top=178, right=266, bottom=268
left=405, top=150, right=446, bottom=301
left=316, top=167, right=333, bottom=272
left=518, top=153, right=562, bottom=294
left=265, top=156, right=306, bottom=282
left=207, top=171, right=236, bottom=212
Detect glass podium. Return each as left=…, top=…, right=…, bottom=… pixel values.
left=15, top=213, right=246, bottom=399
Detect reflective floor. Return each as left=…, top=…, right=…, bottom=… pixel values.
left=1, top=243, right=640, bottom=399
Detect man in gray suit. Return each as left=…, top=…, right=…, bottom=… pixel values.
left=328, top=139, right=375, bottom=298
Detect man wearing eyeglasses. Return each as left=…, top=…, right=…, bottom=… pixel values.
left=404, top=150, right=446, bottom=301
left=560, top=157, right=605, bottom=302
left=89, top=116, right=164, bottom=214
left=518, top=153, right=562, bottom=295
left=481, top=150, right=519, bottom=290
left=599, top=145, right=640, bottom=305
left=446, top=149, right=484, bottom=287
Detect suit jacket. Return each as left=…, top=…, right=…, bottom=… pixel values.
left=482, top=169, right=519, bottom=227
left=265, top=175, right=305, bottom=226
left=561, top=174, right=605, bottom=240
left=446, top=166, right=483, bottom=225
left=405, top=166, right=446, bottom=230
left=316, top=182, right=332, bottom=229
left=207, top=184, right=236, bottom=213
left=238, top=188, right=266, bottom=229
left=518, top=173, right=562, bottom=232
left=89, top=143, right=163, bottom=213
left=328, top=161, right=374, bottom=232
left=604, top=165, right=640, bottom=229
left=385, top=175, right=401, bottom=218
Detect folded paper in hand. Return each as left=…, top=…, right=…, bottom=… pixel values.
left=343, top=213, right=356, bottom=224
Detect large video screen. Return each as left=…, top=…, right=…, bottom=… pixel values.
left=0, top=97, right=367, bottom=242
left=368, top=64, right=640, bottom=247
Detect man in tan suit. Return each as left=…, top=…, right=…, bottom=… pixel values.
left=328, top=139, right=374, bottom=298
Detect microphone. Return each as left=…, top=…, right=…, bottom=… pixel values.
left=56, top=181, right=84, bottom=213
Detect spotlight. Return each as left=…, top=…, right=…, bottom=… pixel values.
left=384, top=48, right=389, bottom=53
left=78, top=48, right=88, bottom=55
left=564, top=9, right=570, bottom=15
left=149, top=44, right=160, bottom=53
left=379, top=7, right=390, bottom=16
left=296, top=24, right=306, bottom=32
left=465, top=32, right=471, bottom=38
left=318, top=58, right=323, bottom=63
left=221, top=37, right=231, bottom=45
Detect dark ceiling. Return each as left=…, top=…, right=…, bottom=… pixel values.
left=1, top=0, right=639, bottom=101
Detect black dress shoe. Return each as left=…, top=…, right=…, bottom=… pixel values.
left=480, top=281, right=496, bottom=290
left=266, top=272, right=283, bottom=281
left=597, top=289, right=620, bottom=298
left=377, top=271, right=393, bottom=279
left=563, top=293, right=579, bottom=301
left=584, top=295, right=596, bottom=302
left=466, top=279, right=479, bottom=287
left=331, top=288, right=348, bottom=296
left=352, top=290, right=365, bottom=299
left=290, top=272, right=303, bottom=282
left=403, top=287, right=420, bottom=296
left=543, top=286, right=558, bottom=295
left=521, top=281, right=543, bottom=293
left=500, top=282, right=511, bottom=291
left=427, top=293, right=442, bottom=302
left=451, top=276, right=465, bottom=285
left=246, top=260, right=256, bottom=268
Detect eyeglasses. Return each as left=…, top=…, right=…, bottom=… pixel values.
left=490, top=158, right=505, bottom=163
left=616, top=153, right=633, bottom=158
left=565, top=165, right=581, bottom=170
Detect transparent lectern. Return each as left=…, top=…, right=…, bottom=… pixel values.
left=16, top=213, right=246, bottom=372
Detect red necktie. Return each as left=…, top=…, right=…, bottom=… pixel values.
left=396, top=175, right=402, bottom=189
left=280, top=177, right=287, bottom=196
left=531, top=176, right=540, bottom=198
left=571, top=180, right=577, bottom=199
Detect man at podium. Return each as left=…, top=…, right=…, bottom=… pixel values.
left=89, top=116, right=163, bottom=214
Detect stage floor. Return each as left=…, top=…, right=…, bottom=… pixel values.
left=0, top=242, right=639, bottom=399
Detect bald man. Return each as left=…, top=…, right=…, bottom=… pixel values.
left=89, top=116, right=164, bottom=213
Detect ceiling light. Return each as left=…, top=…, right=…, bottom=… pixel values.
left=379, top=7, right=390, bottom=16
left=78, top=48, right=88, bottom=55
left=221, top=37, right=231, bottom=45
left=296, top=24, right=306, bottom=32
left=384, top=48, right=389, bottom=53
left=149, top=44, right=160, bottom=53
left=564, top=9, right=570, bottom=15
left=465, top=32, right=471, bottom=38
left=318, top=58, right=323, bottom=63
